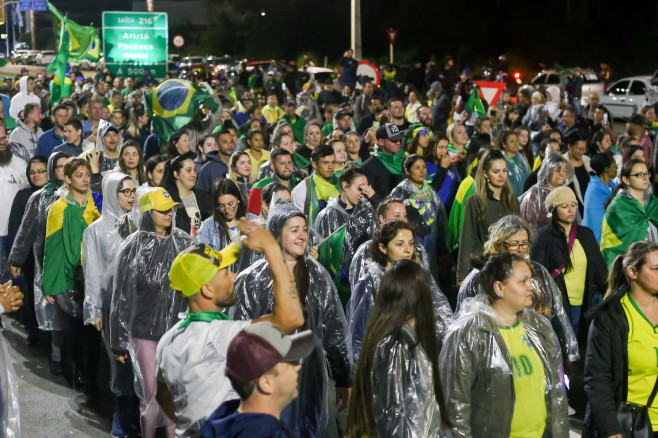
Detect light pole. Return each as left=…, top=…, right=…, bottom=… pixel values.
left=350, top=0, right=361, bottom=58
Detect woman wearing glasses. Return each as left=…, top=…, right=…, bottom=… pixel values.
left=531, top=187, right=607, bottom=337
left=601, top=158, right=658, bottom=267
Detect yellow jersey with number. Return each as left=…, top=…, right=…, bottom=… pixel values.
left=499, top=322, right=547, bottom=438
left=621, top=293, right=658, bottom=429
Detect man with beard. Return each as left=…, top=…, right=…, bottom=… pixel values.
left=35, top=104, right=68, bottom=158
left=154, top=221, right=304, bottom=437
left=197, top=130, right=234, bottom=193
left=247, top=148, right=302, bottom=215
left=0, top=125, right=29, bottom=275
left=417, top=104, right=433, bottom=130
left=9, top=103, right=43, bottom=161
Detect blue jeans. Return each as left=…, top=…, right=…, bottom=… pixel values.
left=569, top=305, right=582, bottom=335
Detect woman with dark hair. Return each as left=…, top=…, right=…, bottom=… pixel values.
left=424, top=133, right=461, bottom=212
left=583, top=152, right=618, bottom=243
left=348, top=220, right=453, bottom=362
left=498, top=129, right=531, bottom=195
left=198, top=178, right=259, bottom=274
left=457, top=148, right=520, bottom=283
left=244, top=129, right=270, bottom=182
left=230, top=197, right=351, bottom=437
left=514, top=125, right=534, bottom=169
left=143, top=154, right=169, bottom=188
left=406, top=125, right=430, bottom=157
left=166, top=131, right=190, bottom=157
left=584, top=241, right=658, bottom=438
left=117, top=139, right=146, bottom=185
left=531, top=186, right=607, bottom=336
left=587, top=130, right=613, bottom=158
left=345, top=259, right=452, bottom=438
left=315, top=166, right=377, bottom=305
left=440, top=253, right=569, bottom=438
left=162, top=152, right=212, bottom=236
left=123, top=107, right=150, bottom=148
left=601, top=158, right=658, bottom=266
left=7, top=155, right=49, bottom=343
left=193, top=134, right=217, bottom=173
left=228, top=151, right=252, bottom=203
left=110, top=187, right=195, bottom=438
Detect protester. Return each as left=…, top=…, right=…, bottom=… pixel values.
left=227, top=151, right=253, bottom=203
left=52, top=119, right=93, bottom=158
left=116, top=139, right=146, bottom=185
left=424, top=133, right=461, bottom=212
left=35, top=103, right=68, bottom=158
left=229, top=197, right=351, bottom=437
left=440, top=253, right=569, bottom=438
left=247, top=148, right=301, bottom=215
left=82, top=173, right=139, bottom=437
left=360, top=123, right=405, bottom=208
left=122, top=108, right=150, bottom=148
left=346, top=259, right=452, bottom=438
left=583, top=152, right=618, bottom=243
left=9, top=75, right=40, bottom=119
left=193, top=134, right=218, bottom=173
left=196, top=130, right=234, bottom=193
left=456, top=148, right=520, bottom=282
left=564, top=134, right=590, bottom=214
left=9, top=102, right=43, bottom=161
left=143, top=154, right=168, bottom=188
left=531, top=186, right=607, bottom=336
left=162, top=152, right=212, bottom=236
left=601, top=158, right=658, bottom=266
left=584, top=241, right=658, bottom=438
left=244, top=129, right=271, bottom=182
left=166, top=131, right=191, bottom=158
left=109, top=187, right=196, bottom=438
left=498, top=129, right=531, bottom=195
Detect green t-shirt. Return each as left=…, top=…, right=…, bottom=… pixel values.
left=499, top=322, right=547, bottom=438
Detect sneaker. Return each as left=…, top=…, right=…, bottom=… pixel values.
left=111, top=413, right=128, bottom=438
left=50, top=360, right=63, bottom=375
left=568, top=404, right=576, bottom=416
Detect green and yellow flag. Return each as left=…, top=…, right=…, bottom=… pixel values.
left=48, top=1, right=99, bottom=62
left=466, top=85, right=486, bottom=117
left=47, top=17, right=72, bottom=107
left=317, top=224, right=347, bottom=289
left=600, top=194, right=658, bottom=267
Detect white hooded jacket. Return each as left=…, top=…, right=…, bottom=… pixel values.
left=9, top=76, right=41, bottom=119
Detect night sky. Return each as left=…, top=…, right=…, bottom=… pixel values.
left=24, top=0, right=658, bottom=78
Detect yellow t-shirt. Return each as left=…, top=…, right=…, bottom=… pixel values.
left=245, top=149, right=271, bottom=183
left=563, top=239, right=587, bottom=306
left=533, top=155, right=542, bottom=171
left=621, top=293, right=658, bottom=429
left=499, top=322, right=547, bottom=438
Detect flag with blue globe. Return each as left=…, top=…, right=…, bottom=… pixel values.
left=145, top=79, right=219, bottom=144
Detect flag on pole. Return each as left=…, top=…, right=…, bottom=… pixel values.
left=47, top=17, right=72, bottom=107
left=144, top=79, right=219, bottom=143
left=466, top=85, right=486, bottom=117
left=47, top=1, right=99, bottom=62
left=317, top=224, right=347, bottom=289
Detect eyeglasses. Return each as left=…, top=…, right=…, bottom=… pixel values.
left=118, top=188, right=137, bottom=197
left=631, top=172, right=650, bottom=179
left=28, top=169, right=47, bottom=175
left=504, top=241, right=529, bottom=250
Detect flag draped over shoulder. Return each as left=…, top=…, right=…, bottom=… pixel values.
left=600, top=194, right=658, bottom=266
left=47, top=17, right=72, bottom=107
left=144, top=79, right=219, bottom=143
left=317, top=225, right=346, bottom=289
left=466, top=85, right=486, bottom=117
left=47, top=2, right=99, bottom=62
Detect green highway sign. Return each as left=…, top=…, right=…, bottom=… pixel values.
left=102, top=11, right=168, bottom=78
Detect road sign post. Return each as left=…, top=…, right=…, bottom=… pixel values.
left=102, top=11, right=168, bottom=79
left=18, top=0, right=46, bottom=11
left=386, top=28, right=397, bottom=64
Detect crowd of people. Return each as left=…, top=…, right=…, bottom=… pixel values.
left=0, top=52, right=657, bottom=438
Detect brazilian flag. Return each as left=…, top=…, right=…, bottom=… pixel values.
left=144, top=79, right=219, bottom=144
left=48, top=2, right=99, bottom=63
left=292, top=152, right=310, bottom=170
left=318, top=225, right=347, bottom=289
left=448, top=176, right=476, bottom=250
left=466, top=85, right=486, bottom=117
left=600, top=194, right=658, bottom=267
left=48, top=17, right=73, bottom=107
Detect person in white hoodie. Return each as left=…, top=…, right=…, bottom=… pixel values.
left=9, top=102, right=43, bottom=161
left=9, top=76, right=40, bottom=120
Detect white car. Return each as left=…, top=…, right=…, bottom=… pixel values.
left=529, top=68, right=604, bottom=105
left=35, top=50, right=56, bottom=65
left=599, top=76, right=658, bottom=121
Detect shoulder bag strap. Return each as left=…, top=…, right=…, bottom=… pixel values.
left=550, top=225, right=578, bottom=279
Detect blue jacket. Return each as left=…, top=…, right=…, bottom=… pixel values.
left=196, top=152, right=229, bottom=193
left=35, top=128, right=65, bottom=158
left=583, top=175, right=616, bottom=243
left=201, top=400, right=294, bottom=438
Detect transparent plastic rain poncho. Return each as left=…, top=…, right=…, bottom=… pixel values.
left=349, top=238, right=430, bottom=287
left=439, top=295, right=569, bottom=438
left=228, top=198, right=352, bottom=438
left=369, top=322, right=452, bottom=438
left=197, top=212, right=261, bottom=275
left=456, top=262, right=579, bottom=362
left=348, top=258, right=453, bottom=363
left=390, top=179, right=449, bottom=275
left=8, top=152, right=72, bottom=330
left=86, top=120, right=123, bottom=193
left=314, top=196, right=377, bottom=278
left=0, top=330, right=19, bottom=438
left=519, top=151, right=574, bottom=232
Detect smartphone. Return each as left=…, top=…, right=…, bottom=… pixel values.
left=543, top=104, right=548, bottom=112
left=563, top=91, right=568, bottom=102
left=603, top=113, right=609, bottom=124
left=372, top=121, right=380, bottom=130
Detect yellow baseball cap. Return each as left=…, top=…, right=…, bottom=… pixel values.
left=170, top=243, right=241, bottom=297
left=140, top=187, right=182, bottom=212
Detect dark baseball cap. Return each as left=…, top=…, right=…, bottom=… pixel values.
left=335, top=109, right=351, bottom=120
left=629, top=114, right=646, bottom=126
left=226, top=322, right=314, bottom=385
left=376, top=123, right=403, bottom=141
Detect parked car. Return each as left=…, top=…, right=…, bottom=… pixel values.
left=529, top=68, right=604, bottom=105
left=35, top=50, right=56, bottom=65
left=179, top=56, right=205, bottom=69
left=599, top=76, right=658, bottom=121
